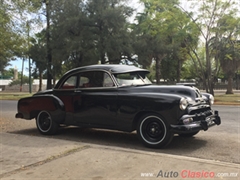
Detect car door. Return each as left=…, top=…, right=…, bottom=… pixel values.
left=73, top=70, right=118, bottom=128
left=53, top=73, right=81, bottom=125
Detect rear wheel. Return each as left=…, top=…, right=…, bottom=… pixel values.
left=137, top=114, right=173, bottom=148
left=36, top=111, right=58, bottom=135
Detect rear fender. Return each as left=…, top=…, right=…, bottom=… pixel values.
left=17, top=95, right=65, bottom=123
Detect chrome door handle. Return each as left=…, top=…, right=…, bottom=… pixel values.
left=74, top=89, right=82, bottom=93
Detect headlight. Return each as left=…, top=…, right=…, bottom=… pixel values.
left=180, top=97, right=188, bottom=110
left=209, top=94, right=214, bottom=105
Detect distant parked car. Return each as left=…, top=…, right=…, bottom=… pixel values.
left=15, top=64, right=221, bottom=148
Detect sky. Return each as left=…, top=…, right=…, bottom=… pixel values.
left=6, top=0, right=191, bottom=75
left=7, top=59, right=29, bottom=76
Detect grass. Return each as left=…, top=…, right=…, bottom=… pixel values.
left=0, top=92, right=32, bottom=100
left=214, top=94, right=240, bottom=105
left=0, top=91, right=240, bottom=105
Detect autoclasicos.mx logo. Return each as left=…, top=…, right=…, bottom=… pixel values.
left=141, top=170, right=238, bottom=178
left=156, top=170, right=215, bottom=178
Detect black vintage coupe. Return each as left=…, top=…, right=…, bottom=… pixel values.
left=16, top=64, right=221, bottom=148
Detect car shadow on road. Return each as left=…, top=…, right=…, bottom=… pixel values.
left=9, top=126, right=207, bottom=156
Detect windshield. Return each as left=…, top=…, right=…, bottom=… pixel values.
left=114, top=72, right=152, bottom=86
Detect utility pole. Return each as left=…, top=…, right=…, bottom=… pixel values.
left=20, top=57, right=24, bottom=92
left=45, top=0, right=52, bottom=89
left=27, top=21, right=32, bottom=94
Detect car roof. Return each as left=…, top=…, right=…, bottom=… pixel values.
left=66, top=64, right=149, bottom=74
left=54, top=64, right=149, bottom=89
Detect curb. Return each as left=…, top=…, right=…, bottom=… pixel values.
left=88, top=144, right=240, bottom=169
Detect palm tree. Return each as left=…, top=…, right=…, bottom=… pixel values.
left=215, top=37, right=240, bottom=94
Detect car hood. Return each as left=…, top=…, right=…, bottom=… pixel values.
left=120, top=85, right=206, bottom=105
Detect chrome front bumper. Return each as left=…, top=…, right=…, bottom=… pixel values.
left=171, top=111, right=221, bottom=133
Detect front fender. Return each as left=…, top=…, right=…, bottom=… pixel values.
left=16, top=94, right=65, bottom=123
left=129, top=93, right=184, bottom=130
left=201, top=93, right=213, bottom=105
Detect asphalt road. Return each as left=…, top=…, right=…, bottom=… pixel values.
left=1, top=100, right=239, bottom=164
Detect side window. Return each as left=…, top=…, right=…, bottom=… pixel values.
left=61, top=75, right=77, bottom=89
left=103, top=73, right=115, bottom=87
left=79, top=71, right=114, bottom=88
left=91, top=71, right=104, bottom=87
left=79, top=76, right=90, bottom=87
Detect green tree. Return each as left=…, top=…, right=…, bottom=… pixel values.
left=0, top=1, right=24, bottom=71
left=134, top=0, right=197, bottom=84
left=1, top=0, right=42, bottom=67
left=211, top=15, right=240, bottom=94
left=1, top=68, right=15, bottom=79
left=50, top=0, right=96, bottom=71
left=183, top=46, right=208, bottom=87
left=182, top=0, right=239, bottom=95
left=86, top=0, right=134, bottom=64
left=219, top=39, right=240, bottom=94
left=29, top=32, right=47, bottom=91
left=49, top=0, right=134, bottom=76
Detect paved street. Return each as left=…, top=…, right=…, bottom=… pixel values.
left=1, top=132, right=239, bottom=180
left=0, top=100, right=239, bottom=179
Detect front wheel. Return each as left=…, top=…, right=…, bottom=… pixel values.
left=36, top=111, right=58, bottom=135
left=137, top=114, right=173, bottom=148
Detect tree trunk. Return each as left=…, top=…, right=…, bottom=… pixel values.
left=205, top=78, right=215, bottom=95
left=226, top=74, right=234, bottom=94
left=236, top=73, right=239, bottom=90
left=202, top=81, right=206, bottom=90
left=177, top=58, right=182, bottom=83
left=204, top=75, right=209, bottom=93
left=205, top=42, right=210, bottom=93
left=155, top=54, right=166, bottom=85
left=155, top=57, right=161, bottom=85
left=38, top=71, right=42, bottom=92
left=210, top=80, right=215, bottom=96
left=100, top=53, right=105, bottom=64
left=205, top=42, right=215, bottom=95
